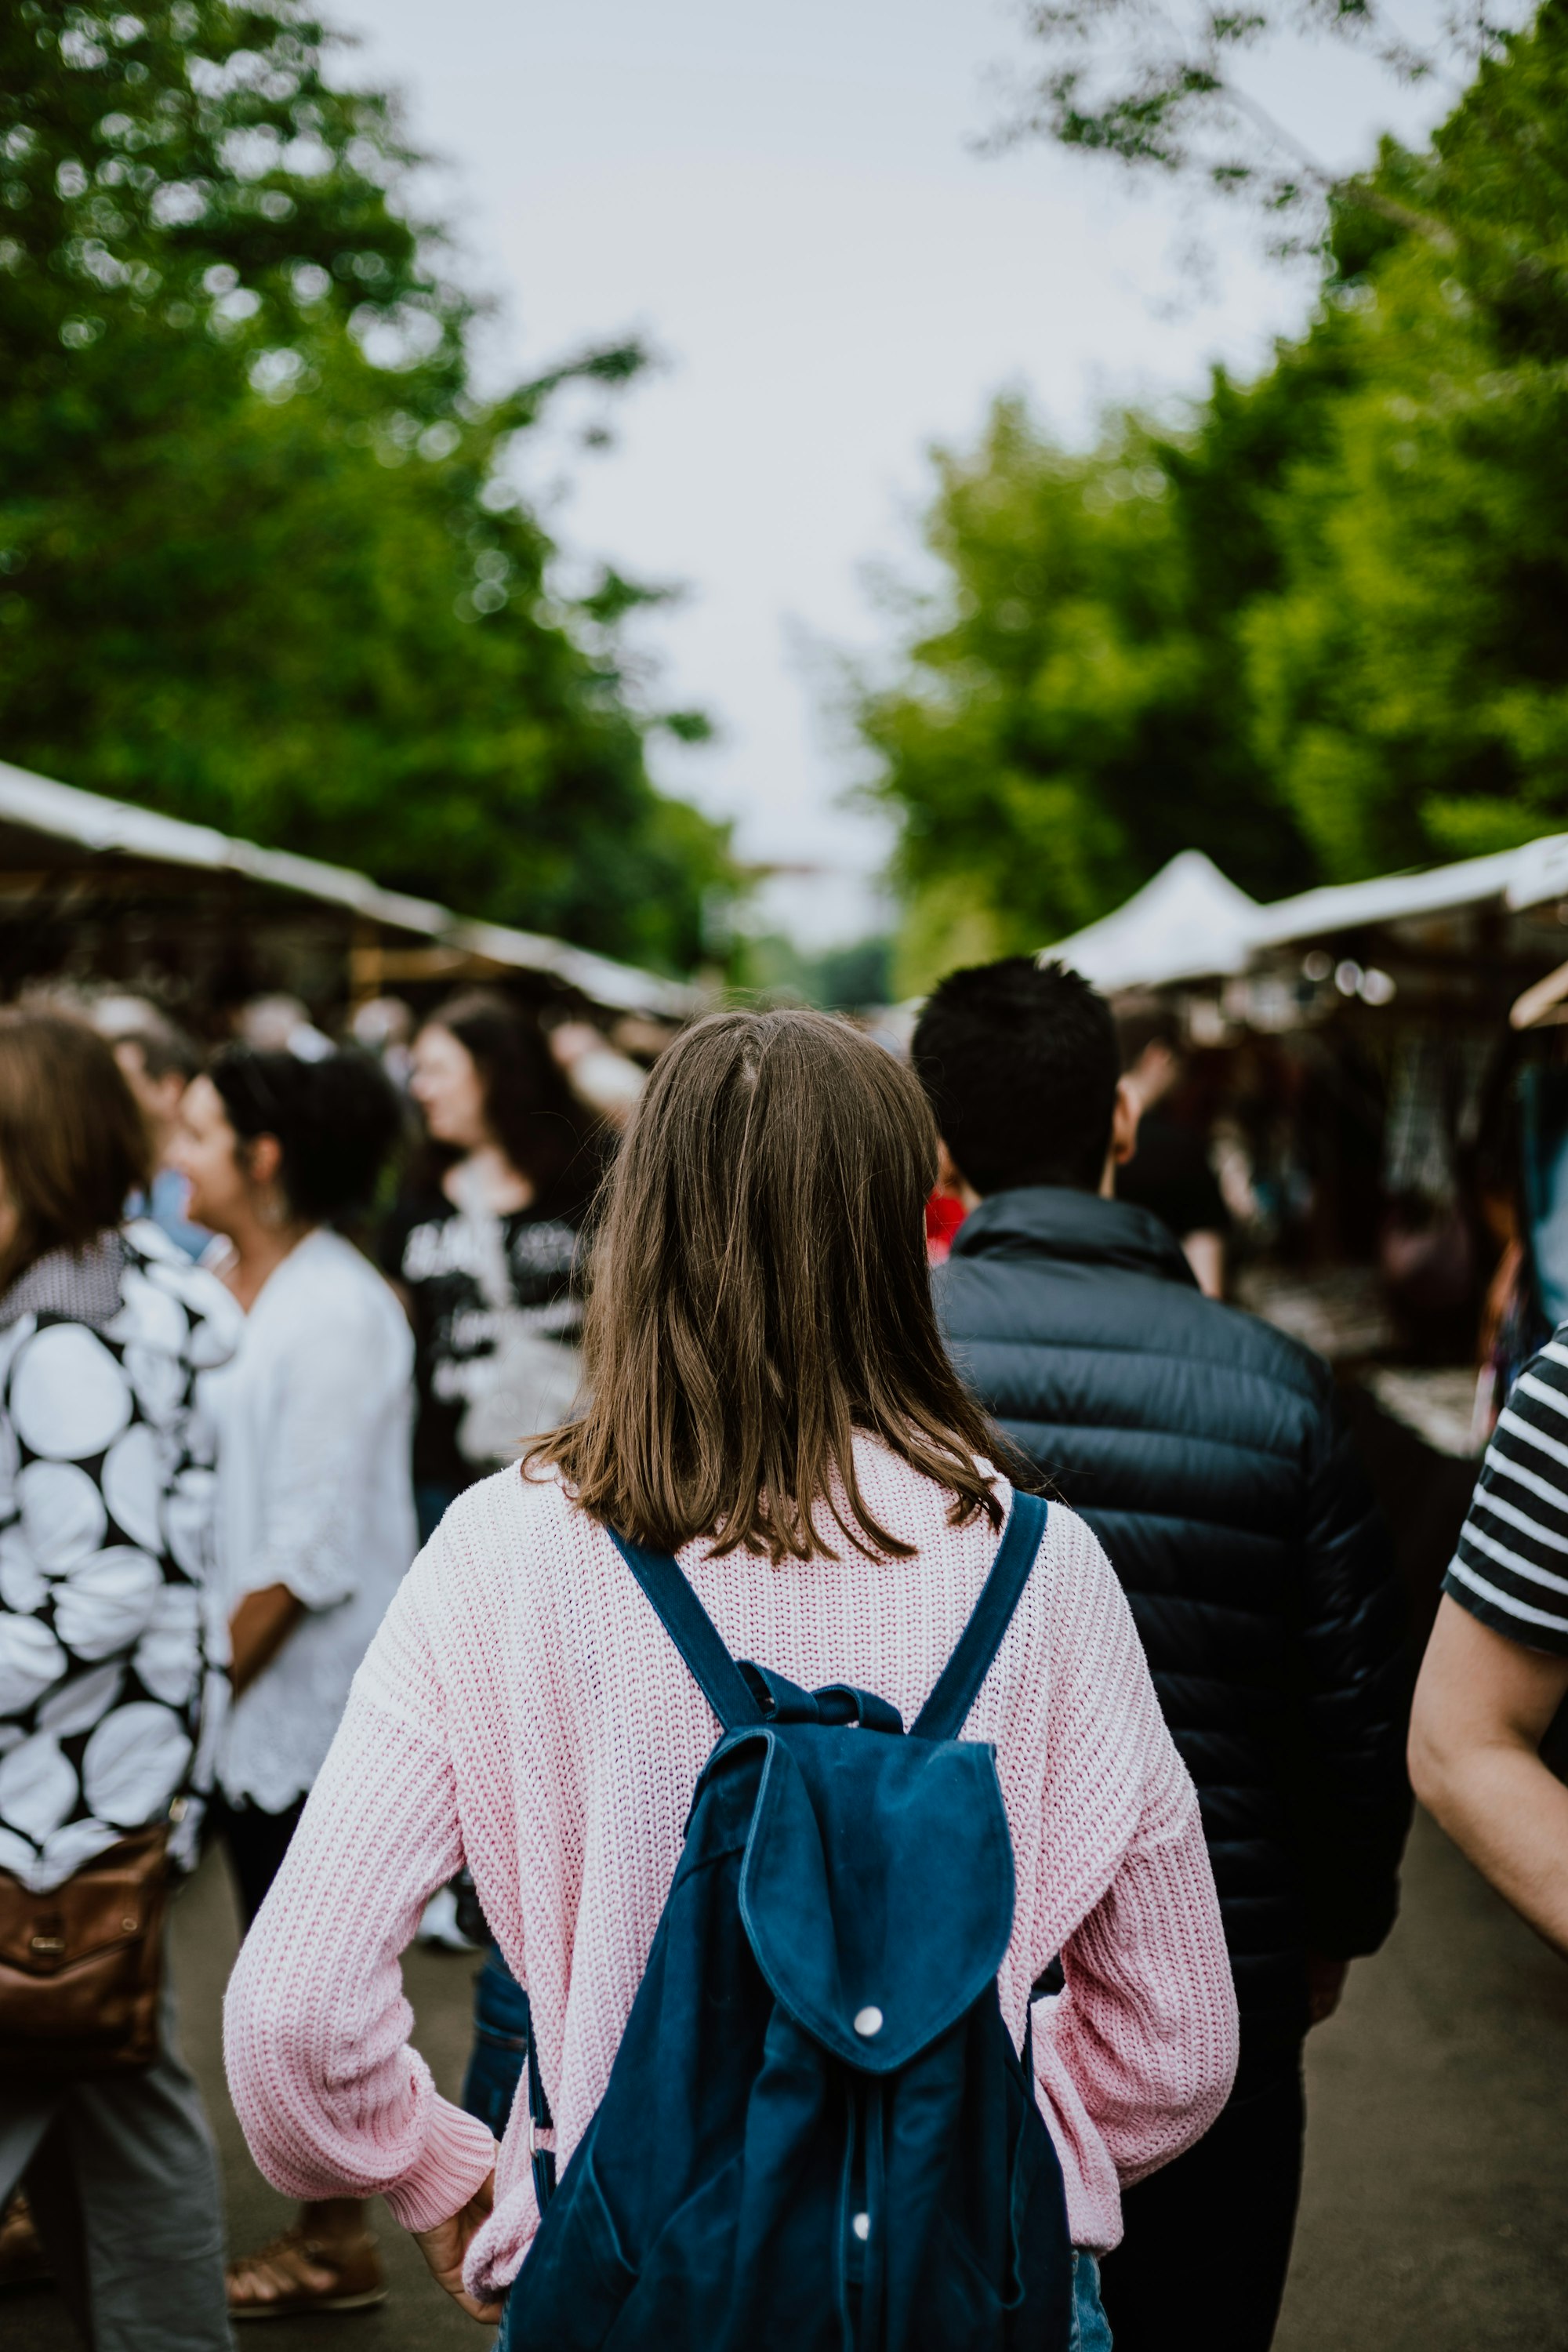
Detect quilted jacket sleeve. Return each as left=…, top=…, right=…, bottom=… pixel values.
left=1285, top=1381, right=1414, bottom=1958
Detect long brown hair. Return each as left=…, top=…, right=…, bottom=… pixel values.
left=0, top=1011, right=151, bottom=1290
left=531, top=1008, right=1011, bottom=1562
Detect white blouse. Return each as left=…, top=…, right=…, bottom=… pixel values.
left=201, top=1228, right=417, bottom=1815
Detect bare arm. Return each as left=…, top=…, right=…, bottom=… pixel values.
left=1410, top=1595, right=1568, bottom=1956
left=1179, top=1229, right=1225, bottom=1300
left=229, top=1584, right=308, bottom=1698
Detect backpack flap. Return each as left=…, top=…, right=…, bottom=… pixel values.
left=736, top=1722, right=1015, bottom=2076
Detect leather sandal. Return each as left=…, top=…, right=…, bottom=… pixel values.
left=227, top=2225, right=387, bottom=2320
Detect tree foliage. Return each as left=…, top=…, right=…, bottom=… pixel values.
left=862, top=0, right=1568, bottom=990
left=995, top=0, right=1515, bottom=260
left=0, top=0, right=731, bottom=973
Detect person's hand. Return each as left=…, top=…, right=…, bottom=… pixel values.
left=1305, top=1953, right=1350, bottom=2027
left=412, top=2172, right=503, bottom=2324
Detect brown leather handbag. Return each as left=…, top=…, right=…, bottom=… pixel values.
left=0, top=1820, right=173, bottom=2078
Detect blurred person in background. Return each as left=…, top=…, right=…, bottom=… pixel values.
left=0, top=1011, right=241, bottom=2350
left=913, top=957, right=1412, bottom=2352
left=232, top=993, right=335, bottom=1062
left=384, top=991, right=599, bottom=1548
left=169, top=1044, right=414, bottom=2321
left=88, top=995, right=209, bottom=1259
left=348, top=996, right=416, bottom=1093
left=382, top=993, right=601, bottom=2096
left=545, top=1019, right=645, bottom=1133
left=1115, top=1007, right=1229, bottom=1300
left=1410, top=1332, right=1568, bottom=1955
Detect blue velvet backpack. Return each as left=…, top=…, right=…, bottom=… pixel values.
left=503, top=1489, right=1072, bottom=2352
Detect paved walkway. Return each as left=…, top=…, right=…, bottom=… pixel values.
left=7, top=1808, right=1567, bottom=2349
left=1277, top=1806, right=1568, bottom=2350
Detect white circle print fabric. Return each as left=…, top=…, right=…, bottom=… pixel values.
left=0, top=1231, right=241, bottom=1893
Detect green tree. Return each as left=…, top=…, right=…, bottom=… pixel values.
left=996, top=0, right=1501, bottom=262
left=862, top=0, right=1568, bottom=984
left=1247, top=1, right=1568, bottom=873
left=0, top=0, right=731, bottom=973
left=856, top=357, right=1345, bottom=986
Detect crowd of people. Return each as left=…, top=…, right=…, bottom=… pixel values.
left=0, top=959, right=1562, bottom=2352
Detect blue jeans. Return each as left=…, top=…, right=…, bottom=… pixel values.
left=461, top=1948, right=531, bottom=2140
left=1072, top=2250, right=1113, bottom=2350
left=416, top=1481, right=463, bottom=1550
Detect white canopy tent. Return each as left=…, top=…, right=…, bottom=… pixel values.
left=1044, top=834, right=1568, bottom=1004
left=1046, top=851, right=1262, bottom=992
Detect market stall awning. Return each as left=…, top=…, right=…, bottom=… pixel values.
left=1045, top=851, right=1261, bottom=992
left=1250, top=832, right=1568, bottom=952
left=0, top=757, right=448, bottom=935
left=0, top=757, right=700, bottom=1022
left=1044, top=833, right=1568, bottom=1000
left=442, top=918, right=699, bottom=1019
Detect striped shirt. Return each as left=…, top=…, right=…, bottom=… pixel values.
left=1445, top=1336, right=1568, bottom=1657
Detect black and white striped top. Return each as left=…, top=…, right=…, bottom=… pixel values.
left=1445, top=1336, right=1568, bottom=1657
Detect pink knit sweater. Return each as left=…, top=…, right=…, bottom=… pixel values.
left=224, top=1443, right=1237, bottom=2299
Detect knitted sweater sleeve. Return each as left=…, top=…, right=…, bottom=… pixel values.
left=223, top=1547, right=499, bottom=2232
left=1030, top=1520, right=1239, bottom=2198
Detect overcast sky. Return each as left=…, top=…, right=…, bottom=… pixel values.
left=343, top=0, right=1455, bottom=946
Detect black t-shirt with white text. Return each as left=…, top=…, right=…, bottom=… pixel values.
left=381, top=1192, right=583, bottom=1491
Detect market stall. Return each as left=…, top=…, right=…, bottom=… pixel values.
left=0, top=757, right=699, bottom=1035
left=1051, top=833, right=1568, bottom=1627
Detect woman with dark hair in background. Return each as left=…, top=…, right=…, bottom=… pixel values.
left=0, top=1011, right=241, bottom=2350
left=382, top=993, right=601, bottom=2105
left=169, top=1044, right=415, bottom=2321
left=384, top=991, right=598, bottom=1547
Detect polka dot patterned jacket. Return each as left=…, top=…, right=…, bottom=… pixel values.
left=0, top=1222, right=243, bottom=1893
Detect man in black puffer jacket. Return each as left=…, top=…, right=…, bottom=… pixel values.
left=913, top=956, right=1410, bottom=2352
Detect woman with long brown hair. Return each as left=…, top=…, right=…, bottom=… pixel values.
left=227, top=1010, right=1237, bottom=2342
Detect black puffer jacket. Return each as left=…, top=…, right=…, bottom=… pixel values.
left=936, top=1187, right=1411, bottom=2065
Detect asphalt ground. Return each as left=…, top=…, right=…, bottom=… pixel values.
left=5, top=1805, right=1567, bottom=2351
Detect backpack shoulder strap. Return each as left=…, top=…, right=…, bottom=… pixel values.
left=607, top=1530, right=767, bottom=1733
left=911, top=1490, right=1049, bottom=1743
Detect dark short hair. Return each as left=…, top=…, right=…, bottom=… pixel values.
left=911, top=957, right=1119, bottom=1196
left=0, top=1011, right=151, bottom=1285
left=209, top=1046, right=401, bottom=1225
